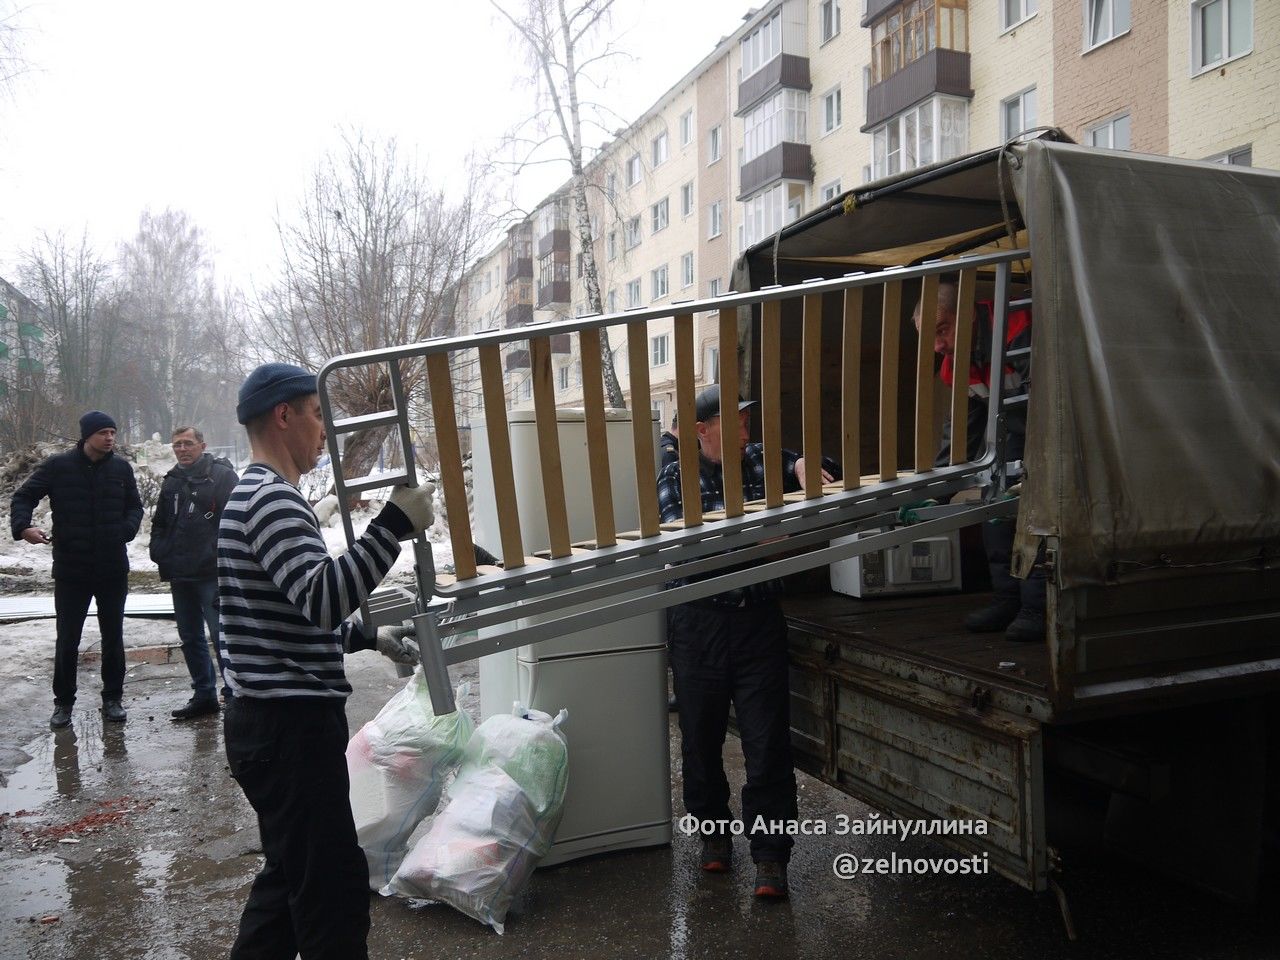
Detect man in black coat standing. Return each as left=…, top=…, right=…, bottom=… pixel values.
left=150, top=425, right=238, bottom=719
left=10, top=411, right=144, bottom=728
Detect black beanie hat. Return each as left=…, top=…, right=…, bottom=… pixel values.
left=79, top=410, right=117, bottom=440
left=236, top=363, right=318, bottom=425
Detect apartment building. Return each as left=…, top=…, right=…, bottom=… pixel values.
left=453, top=0, right=1275, bottom=422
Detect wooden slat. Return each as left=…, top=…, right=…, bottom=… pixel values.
left=801, top=294, right=823, bottom=499
left=626, top=322, right=661, bottom=536
left=673, top=313, right=701, bottom=527
left=950, top=269, right=978, bottom=466
left=914, top=273, right=939, bottom=472
left=530, top=337, right=572, bottom=558
left=577, top=328, right=616, bottom=548
left=718, top=307, right=744, bottom=518
left=425, top=353, right=476, bottom=580
left=879, top=280, right=902, bottom=483
left=761, top=299, right=784, bottom=508
left=842, top=286, right=863, bottom=490
left=477, top=345, right=525, bottom=570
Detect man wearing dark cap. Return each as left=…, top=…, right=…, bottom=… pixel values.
left=657, top=384, right=838, bottom=900
left=219, top=363, right=435, bottom=960
left=11, top=411, right=143, bottom=728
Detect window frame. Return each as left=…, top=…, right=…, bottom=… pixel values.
left=820, top=179, right=842, bottom=202
left=740, top=9, right=782, bottom=82
left=1000, top=85, right=1037, bottom=141
left=624, top=215, right=642, bottom=250
left=651, top=197, right=670, bottom=234
left=680, top=181, right=695, bottom=218
left=651, top=264, right=669, bottom=301
left=1000, top=0, right=1037, bottom=34
left=708, top=200, right=724, bottom=239
left=557, top=365, right=570, bottom=390
left=1085, top=112, right=1131, bottom=151
left=820, top=0, right=841, bottom=44
left=650, top=333, right=670, bottom=367
left=625, top=278, right=642, bottom=309
left=680, top=251, right=695, bottom=288
left=625, top=152, right=642, bottom=187
left=1083, top=0, right=1131, bottom=53
left=679, top=109, right=694, bottom=146
left=1190, top=0, right=1253, bottom=76
left=652, top=131, right=669, bottom=167
left=821, top=86, right=843, bottom=136
left=1205, top=144, right=1252, bottom=166
left=708, top=125, right=723, bottom=164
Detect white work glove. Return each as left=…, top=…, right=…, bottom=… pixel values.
left=375, top=622, right=420, bottom=665
left=384, top=482, right=435, bottom=540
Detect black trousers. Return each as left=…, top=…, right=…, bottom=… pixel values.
left=983, top=515, right=1047, bottom=615
left=53, top=575, right=128, bottom=706
left=668, top=599, right=798, bottom=864
left=224, top=696, right=370, bottom=960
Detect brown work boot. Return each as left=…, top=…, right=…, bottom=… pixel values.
left=700, top=836, right=732, bottom=873
left=753, top=860, right=789, bottom=899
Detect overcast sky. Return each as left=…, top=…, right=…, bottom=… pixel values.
left=1, top=0, right=751, bottom=291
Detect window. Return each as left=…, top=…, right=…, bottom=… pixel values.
left=679, top=110, right=694, bottom=146
left=651, top=334, right=670, bottom=367
left=626, top=279, right=642, bottom=308
left=871, top=95, right=967, bottom=179
left=607, top=289, right=618, bottom=312
left=1001, top=0, right=1036, bottom=31
left=708, top=200, right=724, bottom=239
left=821, top=1, right=841, bottom=42
left=822, top=87, right=842, bottom=135
left=708, top=125, right=723, bottom=163
left=1207, top=144, right=1252, bottom=166
left=1192, top=0, right=1252, bottom=73
left=521, top=377, right=532, bottom=400
left=625, top=153, right=642, bottom=186
left=740, top=10, right=781, bottom=80
left=1085, top=0, right=1130, bottom=50
left=741, top=181, right=807, bottom=247
left=708, top=278, right=723, bottom=298
left=1087, top=113, right=1131, bottom=150
left=607, top=230, right=618, bottom=261
left=743, top=89, right=808, bottom=164
left=1001, top=87, right=1036, bottom=140
left=624, top=215, right=642, bottom=250
left=706, top=345, right=720, bottom=382
left=681, top=252, right=695, bottom=288
left=557, top=366, right=570, bottom=390
left=681, top=181, right=695, bottom=217
left=606, top=172, right=617, bottom=201
left=651, top=197, right=670, bottom=233
left=651, top=265, right=669, bottom=300
left=652, top=131, right=669, bottom=167
left=872, top=0, right=969, bottom=85
left=820, top=179, right=842, bottom=202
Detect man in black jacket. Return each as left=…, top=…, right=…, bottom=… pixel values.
left=150, top=425, right=238, bottom=719
left=10, top=411, right=144, bottom=728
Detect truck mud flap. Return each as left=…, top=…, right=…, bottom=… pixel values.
left=790, top=653, right=1048, bottom=891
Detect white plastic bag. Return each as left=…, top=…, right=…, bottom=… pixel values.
left=386, top=703, right=569, bottom=934
left=346, top=672, right=474, bottom=890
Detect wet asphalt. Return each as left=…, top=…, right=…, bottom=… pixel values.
left=1, top=640, right=1277, bottom=960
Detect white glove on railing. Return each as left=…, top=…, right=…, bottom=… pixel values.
left=386, top=482, right=435, bottom=538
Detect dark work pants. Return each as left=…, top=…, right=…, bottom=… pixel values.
left=170, top=578, right=221, bottom=701
left=668, top=600, right=798, bottom=864
left=224, top=696, right=370, bottom=960
left=983, top=516, right=1047, bottom=616
left=53, top=575, right=128, bottom=706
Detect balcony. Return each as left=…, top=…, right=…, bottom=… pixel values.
left=863, top=47, right=971, bottom=131
left=505, top=258, right=533, bottom=283
left=505, top=303, right=533, bottom=327
left=738, top=142, right=813, bottom=200
left=537, top=229, right=571, bottom=258
left=505, top=347, right=530, bottom=371
left=536, top=280, right=571, bottom=308
left=737, top=53, right=811, bottom=115
left=861, top=0, right=900, bottom=26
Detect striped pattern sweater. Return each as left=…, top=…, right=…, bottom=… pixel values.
left=217, top=463, right=401, bottom=699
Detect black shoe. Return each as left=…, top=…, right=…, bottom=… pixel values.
left=1005, top=611, right=1046, bottom=643
left=101, top=700, right=127, bottom=723
left=50, top=705, right=73, bottom=729
left=700, top=836, right=732, bottom=873
left=171, top=697, right=220, bottom=721
left=964, top=597, right=1021, bottom=633
left=753, top=860, right=789, bottom=899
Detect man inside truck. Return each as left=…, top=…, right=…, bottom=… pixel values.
left=914, top=274, right=1045, bottom=643
left=657, top=384, right=838, bottom=899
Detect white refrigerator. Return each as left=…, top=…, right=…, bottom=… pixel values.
left=470, top=408, right=672, bottom=866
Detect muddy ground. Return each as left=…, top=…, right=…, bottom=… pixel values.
left=1, top=610, right=1277, bottom=960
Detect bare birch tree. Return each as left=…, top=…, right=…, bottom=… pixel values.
left=491, top=0, right=627, bottom=407
left=256, top=133, right=486, bottom=482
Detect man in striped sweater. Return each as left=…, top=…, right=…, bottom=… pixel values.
left=219, top=363, right=434, bottom=960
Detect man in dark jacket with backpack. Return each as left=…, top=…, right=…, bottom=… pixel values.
left=150, top=425, right=238, bottom=719
left=10, top=411, right=144, bottom=728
